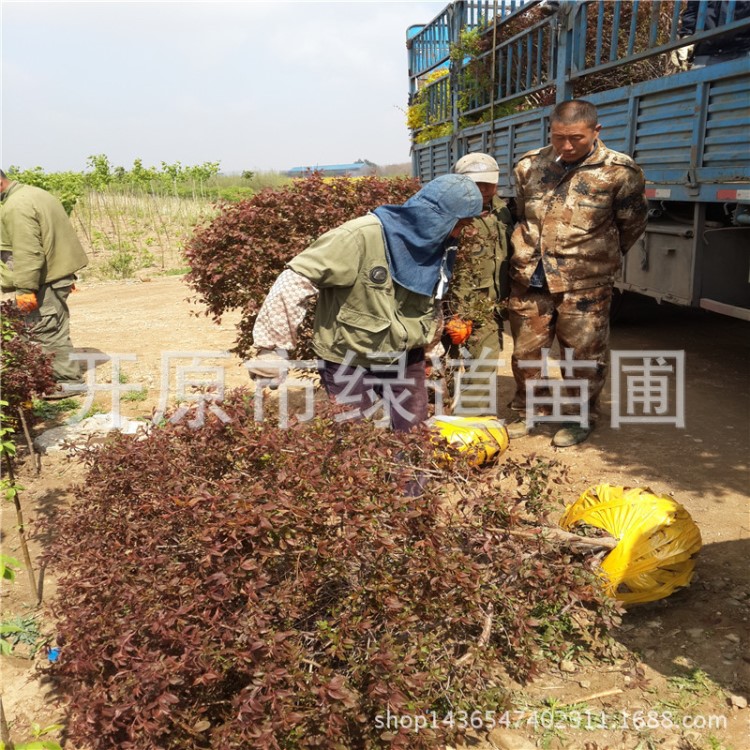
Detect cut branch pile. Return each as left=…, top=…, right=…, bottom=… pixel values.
left=48, top=393, right=621, bottom=749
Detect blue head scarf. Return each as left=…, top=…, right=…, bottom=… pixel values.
left=372, top=174, right=482, bottom=297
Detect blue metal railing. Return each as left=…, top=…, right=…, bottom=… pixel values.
left=407, top=11, right=452, bottom=91
left=459, top=13, right=558, bottom=117
left=407, top=0, right=536, bottom=95
left=407, top=0, right=750, bottom=138
left=569, top=0, right=750, bottom=80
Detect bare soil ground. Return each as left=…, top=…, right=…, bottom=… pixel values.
left=1, top=275, right=748, bottom=749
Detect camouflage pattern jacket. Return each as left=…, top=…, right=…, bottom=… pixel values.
left=510, top=140, right=648, bottom=293
left=448, top=196, right=512, bottom=327
left=453, top=195, right=512, bottom=304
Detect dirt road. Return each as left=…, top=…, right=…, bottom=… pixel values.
left=2, top=274, right=748, bottom=749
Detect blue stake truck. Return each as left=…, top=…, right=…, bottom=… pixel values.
left=407, top=0, right=750, bottom=320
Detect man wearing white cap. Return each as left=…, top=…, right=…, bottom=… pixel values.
left=443, top=153, right=512, bottom=416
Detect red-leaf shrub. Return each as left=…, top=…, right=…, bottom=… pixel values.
left=0, top=301, right=56, bottom=417
left=48, top=393, right=619, bottom=749
left=184, top=175, right=421, bottom=359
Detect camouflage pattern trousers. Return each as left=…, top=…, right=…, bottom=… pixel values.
left=445, top=315, right=504, bottom=417
left=508, top=282, right=613, bottom=422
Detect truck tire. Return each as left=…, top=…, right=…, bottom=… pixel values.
left=610, top=288, right=626, bottom=324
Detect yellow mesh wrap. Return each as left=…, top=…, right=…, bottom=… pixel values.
left=427, top=416, right=509, bottom=467
left=559, top=484, right=702, bottom=604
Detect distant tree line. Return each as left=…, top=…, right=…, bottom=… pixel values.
left=6, top=155, right=224, bottom=214
left=6, top=157, right=413, bottom=216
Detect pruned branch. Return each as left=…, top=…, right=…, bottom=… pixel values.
left=488, top=526, right=618, bottom=553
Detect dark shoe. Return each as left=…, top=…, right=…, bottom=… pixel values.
left=552, top=423, right=592, bottom=447
left=42, top=383, right=84, bottom=401
left=505, top=417, right=531, bottom=439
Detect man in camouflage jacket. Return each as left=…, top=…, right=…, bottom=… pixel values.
left=443, top=153, right=512, bottom=416
left=507, top=100, right=648, bottom=446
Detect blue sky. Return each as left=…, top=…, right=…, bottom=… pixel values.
left=1, top=1, right=446, bottom=174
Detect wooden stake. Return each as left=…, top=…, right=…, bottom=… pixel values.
left=3, top=452, right=39, bottom=605
left=0, top=695, right=15, bottom=750
left=16, top=407, right=40, bottom=476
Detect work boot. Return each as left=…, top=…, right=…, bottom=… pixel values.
left=42, top=384, right=83, bottom=401
left=505, top=417, right=531, bottom=439
left=552, top=422, right=593, bottom=447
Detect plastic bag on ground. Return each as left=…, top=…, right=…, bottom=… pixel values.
left=427, top=415, right=509, bottom=467
left=559, top=483, right=702, bottom=604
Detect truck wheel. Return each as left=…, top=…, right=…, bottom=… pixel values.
left=610, top=288, right=626, bottom=323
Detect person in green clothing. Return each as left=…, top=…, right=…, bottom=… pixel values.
left=1, top=169, right=89, bottom=391
left=441, top=153, right=512, bottom=417
left=245, top=173, right=483, bottom=432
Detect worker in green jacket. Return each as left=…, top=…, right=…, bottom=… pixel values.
left=246, top=174, right=483, bottom=432
left=1, top=169, right=89, bottom=389
left=442, top=153, right=512, bottom=416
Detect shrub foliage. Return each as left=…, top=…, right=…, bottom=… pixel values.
left=49, top=393, right=620, bottom=749
left=184, top=175, right=421, bottom=360
left=0, top=302, right=56, bottom=416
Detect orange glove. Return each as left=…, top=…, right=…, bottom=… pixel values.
left=16, top=292, right=39, bottom=313
left=445, top=317, right=473, bottom=345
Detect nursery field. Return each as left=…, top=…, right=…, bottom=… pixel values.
left=1, top=272, right=748, bottom=750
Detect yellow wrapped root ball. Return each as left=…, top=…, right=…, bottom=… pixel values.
left=560, top=484, right=702, bottom=605
left=427, top=415, right=509, bottom=467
